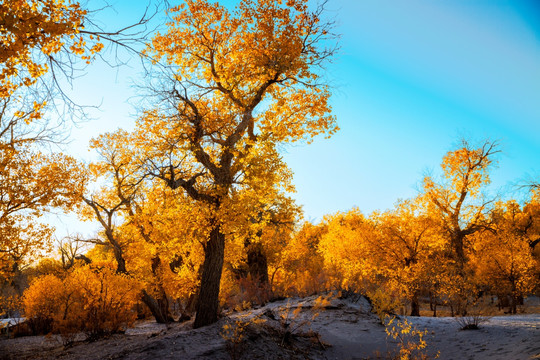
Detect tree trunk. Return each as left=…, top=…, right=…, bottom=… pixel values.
left=141, top=289, right=174, bottom=323
left=451, top=232, right=466, bottom=266
left=510, top=281, right=518, bottom=314
left=247, top=242, right=269, bottom=288
left=410, top=293, right=420, bottom=316
left=194, top=225, right=226, bottom=328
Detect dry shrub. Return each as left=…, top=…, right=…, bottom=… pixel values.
left=454, top=298, right=493, bottom=330
left=384, top=316, right=438, bottom=360
left=23, top=263, right=141, bottom=342
left=220, top=314, right=266, bottom=360
left=276, top=294, right=333, bottom=346
left=222, top=275, right=272, bottom=311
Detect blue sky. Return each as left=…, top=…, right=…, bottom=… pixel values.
left=283, top=0, right=540, bottom=221
left=57, top=0, right=540, bottom=232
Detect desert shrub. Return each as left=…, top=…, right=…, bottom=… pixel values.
left=23, top=263, right=141, bottom=342
left=276, top=294, right=333, bottom=346
left=453, top=298, right=493, bottom=330
left=220, top=314, right=266, bottom=360
left=384, top=316, right=438, bottom=360
left=368, top=287, right=402, bottom=324
left=71, top=265, right=141, bottom=340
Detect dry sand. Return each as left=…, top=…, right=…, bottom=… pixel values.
left=1, top=295, right=539, bottom=360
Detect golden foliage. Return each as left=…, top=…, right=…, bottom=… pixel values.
left=385, top=316, right=437, bottom=360
left=471, top=201, right=538, bottom=312
left=0, top=147, right=86, bottom=281
left=0, top=0, right=102, bottom=98
left=23, top=264, right=141, bottom=340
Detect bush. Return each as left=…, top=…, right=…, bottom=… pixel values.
left=368, top=287, right=402, bottom=324
left=23, top=263, right=141, bottom=342
left=22, top=274, right=63, bottom=335
left=384, top=316, right=438, bottom=360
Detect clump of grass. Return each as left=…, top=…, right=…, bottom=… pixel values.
left=454, top=299, right=493, bottom=330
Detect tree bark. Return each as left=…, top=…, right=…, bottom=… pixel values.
left=193, top=225, right=226, bottom=328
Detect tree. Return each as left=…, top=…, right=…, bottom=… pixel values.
left=274, top=220, right=328, bottom=296
left=370, top=198, right=442, bottom=316
left=522, top=188, right=540, bottom=251
left=80, top=130, right=181, bottom=323
left=0, top=0, right=89, bottom=98
left=0, top=148, right=85, bottom=288
left=318, top=209, right=374, bottom=292
left=473, top=201, right=538, bottom=313
left=1, top=0, right=158, bottom=103
left=422, top=139, right=500, bottom=265
left=222, top=193, right=300, bottom=306
left=140, top=0, right=337, bottom=327
left=0, top=0, right=155, bottom=296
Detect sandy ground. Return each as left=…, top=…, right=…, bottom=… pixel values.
left=1, top=295, right=539, bottom=360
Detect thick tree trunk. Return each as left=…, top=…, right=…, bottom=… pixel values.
left=451, top=233, right=466, bottom=266
left=410, top=293, right=420, bottom=316
left=245, top=241, right=271, bottom=305
left=194, top=225, right=226, bottom=328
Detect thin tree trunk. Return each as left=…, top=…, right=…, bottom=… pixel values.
left=194, top=225, right=226, bottom=328
left=247, top=242, right=269, bottom=288
left=410, top=293, right=420, bottom=316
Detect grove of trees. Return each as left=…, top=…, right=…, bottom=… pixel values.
left=0, top=0, right=538, bottom=341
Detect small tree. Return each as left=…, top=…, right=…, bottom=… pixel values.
left=473, top=201, right=538, bottom=313
left=422, top=139, right=500, bottom=265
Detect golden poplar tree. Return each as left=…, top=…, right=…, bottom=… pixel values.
left=422, top=139, right=499, bottom=265
left=473, top=200, right=539, bottom=313
left=141, top=0, right=338, bottom=327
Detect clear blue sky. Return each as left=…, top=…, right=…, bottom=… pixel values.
left=56, top=0, right=540, bottom=233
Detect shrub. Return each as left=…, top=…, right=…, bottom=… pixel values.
left=453, top=301, right=492, bottom=330
left=22, top=274, right=63, bottom=335
left=369, top=287, right=402, bottom=324
left=220, top=314, right=266, bottom=360
left=385, top=316, right=438, bottom=360
left=23, top=263, right=141, bottom=342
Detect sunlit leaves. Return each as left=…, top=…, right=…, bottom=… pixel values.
left=23, top=264, right=141, bottom=339
left=0, top=146, right=86, bottom=281
left=0, top=0, right=102, bottom=98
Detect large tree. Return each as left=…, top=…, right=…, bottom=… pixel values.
left=141, top=0, right=338, bottom=327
